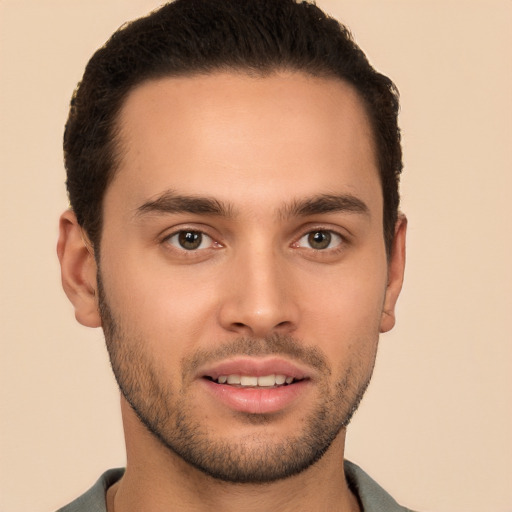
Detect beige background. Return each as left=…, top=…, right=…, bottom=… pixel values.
left=1, top=1, right=511, bottom=511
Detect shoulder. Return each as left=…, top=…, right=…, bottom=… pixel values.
left=56, top=468, right=125, bottom=512
left=344, top=460, right=417, bottom=512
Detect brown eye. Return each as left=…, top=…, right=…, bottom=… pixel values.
left=167, top=230, right=212, bottom=250
left=296, top=230, right=342, bottom=250
left=178, top=231, right=202, bottom=250
left=308, top=231, right=332, bottom=250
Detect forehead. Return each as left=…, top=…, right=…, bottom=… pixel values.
left=110, top=71, right=381, bottom=214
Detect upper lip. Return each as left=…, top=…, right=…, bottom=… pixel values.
left=198, top=357, right=311, bottom=381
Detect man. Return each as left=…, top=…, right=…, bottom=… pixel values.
left=56, top=0, right=411, bottom=510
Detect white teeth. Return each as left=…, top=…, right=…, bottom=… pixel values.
left=257, top=375, right=276, bottom=387
left=240, top=376, right=258, bottom=386
left=216, top=374, right=294, bottom=387
left=275, top=374, right=286, bottom=385
left=227, top=375, right=241, bottom=385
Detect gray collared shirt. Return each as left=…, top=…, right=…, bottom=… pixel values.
left=57, top=460, right=416, bottom=511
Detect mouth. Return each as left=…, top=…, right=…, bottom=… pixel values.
left=197, top=358, right=312, bottom=414
left=204, top=374, right=306, bottom=388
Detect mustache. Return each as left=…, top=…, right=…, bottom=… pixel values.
left=182, top=333, right=331, bottom=376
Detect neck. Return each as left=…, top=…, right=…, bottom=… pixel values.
left=111, top=399, right=360, bottom=512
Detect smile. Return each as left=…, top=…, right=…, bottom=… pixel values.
left=198, top=358, right=312, bottom=414
left=206, top=374, right=302, bottom=387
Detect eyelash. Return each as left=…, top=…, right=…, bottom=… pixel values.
left=160, top=227, right=347, bottom=256
left=293, top=229, right=345, bottom=252
left=162, top=229, right=220, bottom=252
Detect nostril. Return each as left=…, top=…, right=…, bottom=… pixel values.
left=274, top=320, right=296, bottom=333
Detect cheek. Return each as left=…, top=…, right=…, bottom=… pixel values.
left=301, top=261, right=387, bottom=354
left=311, top=281, right=383, bottom=393
left=99, top=249, right=220, bottom=357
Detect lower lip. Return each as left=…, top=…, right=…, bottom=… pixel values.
left=201, top=379, right=310, bottom=414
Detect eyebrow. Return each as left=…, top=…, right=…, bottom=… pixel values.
left=134, top=190, right=369, bottom=220
left=280, top=193, right=370, bottom=219
left=135, top=190, right=234, bottom=217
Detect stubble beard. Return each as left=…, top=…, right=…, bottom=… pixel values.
left=98, top=273, right=377, bottom=484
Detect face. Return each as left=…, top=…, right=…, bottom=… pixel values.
left=88, top=72, right=404, bottom=482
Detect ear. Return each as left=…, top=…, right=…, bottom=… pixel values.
left=380, top=214, right=407, bottom=333
left=57, top=210, right=101, bottom=328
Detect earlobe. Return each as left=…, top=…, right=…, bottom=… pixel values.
left=57, top=210, right=101, bottom=328
left=380, top=214, right=407, bottom=333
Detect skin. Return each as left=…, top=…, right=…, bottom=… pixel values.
left=58, top=71, right=406, bottom=512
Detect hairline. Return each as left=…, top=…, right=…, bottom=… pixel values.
left=88, top=66, right=389, bottom=260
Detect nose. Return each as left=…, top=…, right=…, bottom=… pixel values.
left=217, top=246, right=299, bottom=338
